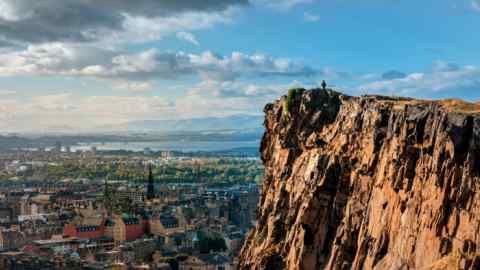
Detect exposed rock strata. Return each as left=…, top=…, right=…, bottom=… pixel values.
left=239, top=89, right=480, bottom=270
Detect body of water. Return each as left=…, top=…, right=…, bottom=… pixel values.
left=69, top=140, right=260, bottom=152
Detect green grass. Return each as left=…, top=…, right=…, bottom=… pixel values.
left=283, top=88, right=305, bottom=114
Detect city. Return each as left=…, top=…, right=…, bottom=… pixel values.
left=0, top=143, right=261, bottom=269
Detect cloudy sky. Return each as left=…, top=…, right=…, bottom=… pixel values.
left=0, top=0, right=479, bottom=132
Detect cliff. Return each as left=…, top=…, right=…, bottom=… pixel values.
left=239, top=89, right=480, bottom=270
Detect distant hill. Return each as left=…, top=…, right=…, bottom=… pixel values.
left=107, top=114, right=264, bottom=133
left=0, top=135, right=31, bottom=150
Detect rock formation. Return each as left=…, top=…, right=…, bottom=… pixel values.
left=239, top=89, right=480, bottom=270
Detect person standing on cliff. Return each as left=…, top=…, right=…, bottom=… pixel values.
left=321, top=80, right=327, bottom=90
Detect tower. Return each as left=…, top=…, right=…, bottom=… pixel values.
left=146, top=164, right=155, bottom=200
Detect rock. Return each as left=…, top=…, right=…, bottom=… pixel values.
left=239, top=89, right=480, bottom=270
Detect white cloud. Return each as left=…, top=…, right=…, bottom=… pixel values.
left=255, top=0, right=315, bottom=10
left=0, top=43, right=320, bottom=130
left=114, top=10, right=236, bottom=45
left=0, top=89, right=16, bottom=95
left=0, top=81, right=282, bottom=131
left=176, top=79, right=313, bottom=118
left=176, top=31, right=200, bottom=46
left=303, top=12, right=320, bottom=22
left=0, top=45, right=316, bottom=82
left=114, top=81, right=154, bottom=92
left=432, top=60, right=459, bottom=72
left=176, top=89, right=266, bottom=118
left=0, top=1, right=23, bottom=21
left=357, top=63, right=480, bottom=98
left=0, top=0, right=247, bottom=45
left=0, top=94, right=174, bottom=131
left=187, top=80, right=282, bottom=98
left=0, top=43, right=116, bottom=76
left=472, top=0, right=480, bottom=12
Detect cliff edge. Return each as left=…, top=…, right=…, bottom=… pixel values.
left=239, top=89, right=480, bottom=270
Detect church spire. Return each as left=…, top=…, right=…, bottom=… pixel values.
left=146, top=164, right=155, bottom=200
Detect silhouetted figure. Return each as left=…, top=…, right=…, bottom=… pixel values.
left=321, top=80, right=327, bottom=90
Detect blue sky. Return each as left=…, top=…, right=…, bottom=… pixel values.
left=0, top=0, right=479, bottom=132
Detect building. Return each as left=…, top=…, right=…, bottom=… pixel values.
left=63, top=213, right=106, bottom=239
left=63, top=223, right=105, bottom=239
left=225, top=231, right=245, bottom=256
left=116, top=187, right=145, bottom=205
left=0, top=207, right=13, bottom=223
left=179, top=254, right=233, bottom=270
left=149, top=215, right=183, bottom=237
left=106, top=215, right=146, bottom=243
left=30, top=236, right=81, bottom=255
left=0, top=230, right=25, bottom=251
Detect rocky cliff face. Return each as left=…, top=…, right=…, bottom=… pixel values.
left=239, top=89, right=480, bottom=270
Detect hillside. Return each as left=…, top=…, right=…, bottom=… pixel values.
left=239, top=89, right=480, bottom=270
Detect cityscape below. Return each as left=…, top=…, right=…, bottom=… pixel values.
left=0, top=139, right=261, bottom=269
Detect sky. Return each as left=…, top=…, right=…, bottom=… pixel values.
left=0, top=0, right=479, bottom=132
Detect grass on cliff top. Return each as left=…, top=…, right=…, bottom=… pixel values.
left=438, top=99, right=480, bottom=113
left=283, top=88, right=305, bottom=114
left=379, top=97, right=480, bottom=114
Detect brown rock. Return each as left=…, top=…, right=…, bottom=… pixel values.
left=239, top=89, right=480, bottom=270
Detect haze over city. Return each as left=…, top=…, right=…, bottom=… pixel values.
left=0, top=0, right=479, bottom=132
